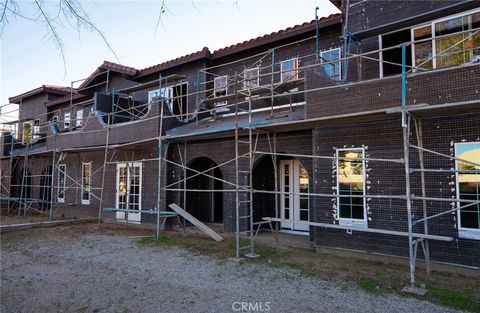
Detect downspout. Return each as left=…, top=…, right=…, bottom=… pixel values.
left=342, top=0, right=350, bottom=82
left=315, top=6, right=320, bottom=62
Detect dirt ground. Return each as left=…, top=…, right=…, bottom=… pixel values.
left=1, top=221, right=478, bottom=313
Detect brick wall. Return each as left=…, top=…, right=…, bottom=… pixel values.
left=312, top=113, right=480, bottom=267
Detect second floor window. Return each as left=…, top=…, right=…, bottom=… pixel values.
left=148, top=88, right=172, bottom=103
left=76, top=110, right=83, bottom=127
left=171, top=83, right=188, bottom=120
left=320, top=48, right=341, bottom=80
left=23, top=121, right=32, bottom=143
left=280, top=58, right=299, bottom=82
left=243, top=67, right=259, bottom=89
left=214, top=75, right=228, bottom=107
left=413, top=10, right=480, bottom=71
left=64, top=112, right=70, bottom=129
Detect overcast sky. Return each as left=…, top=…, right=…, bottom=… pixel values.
left=0, top=0, right=339, bottom=121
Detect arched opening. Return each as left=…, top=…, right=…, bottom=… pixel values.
left=252, top=156, right=276, bottom=223
left=39, top=165, right=52, bottom=210
left=18, top=168, right=32, bottom=200
left=186, top=157, right=223, bottom=223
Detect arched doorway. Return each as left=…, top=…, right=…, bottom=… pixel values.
left=18, top=168, right=32, bottom=200
left=39, top=165, right=52, bottom=210
left=186, top=157, right=223, bottom=223
left=252, top=156, right=276, bottom=223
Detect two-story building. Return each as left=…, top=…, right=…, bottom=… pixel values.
left=1, top=1, right=479, bottom=272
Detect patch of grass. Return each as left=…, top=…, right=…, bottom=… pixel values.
left=359, top=279, right=382, bottom=295
left=427, top=285, right=480, bottom=312
left=138, top=235, right=177, bottom=246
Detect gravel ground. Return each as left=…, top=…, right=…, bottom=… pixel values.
left=1, top=224, right=463, bottom=313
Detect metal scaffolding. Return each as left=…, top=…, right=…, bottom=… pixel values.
left=1, top=26, right=479, bottom=290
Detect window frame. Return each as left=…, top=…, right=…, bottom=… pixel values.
left=64, top=112, right=71, bottom=129
left=170, top=82, right=189, bottom=121
left=336, top=147, right=367, bottom=228
left=455, top=142, right=480, bottom=240
left=76, top=109, right=83, bottom=127
left=280, top=58, right=299, bottom=82
left=57, top=164, right=66, bottom=203
left=148, top=87, right=173, bottom=104
left=81, top=162, right=92, bottom=205
left=22, top=120, right=33, bottom=144
left=243, top=67, right=260, bottom=90
left=410, top=8, right=480, bottom=71
left=213, top=75, right=228, bottom=108
left=320, top=48, right=342, bottom=80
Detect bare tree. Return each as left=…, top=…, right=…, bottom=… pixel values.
left=0, top=0, right=118, bottom=76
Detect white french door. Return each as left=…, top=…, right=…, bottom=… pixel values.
left=279, top=160, right=309, bottom=232
left=116, top=162, right=142, bottom=223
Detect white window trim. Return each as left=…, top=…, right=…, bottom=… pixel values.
left=320, top=48, right=342, bottom=80
left=214, top=75, right=228, bottom=108
left=455, top=142, right=480, bottom=240
left=148, top=87, right=174, bottom=104
left=411, top=8, right=480, bottom=71
left=64, top=112, right=71, bottom=129
left=57, top=164, right=66, bottom=203
left=336, top=148, right=367, bottom=228
left=22, top=120, right=32, bottom=144
left=280, top=58, right=299, bottom=82
left=378, top=8, right=480, bottom=76
left=243, top=67, right=260, bottom=90
left=81, top=162, right=91, bottom=205
left=76, top=109, right=83, bottom=127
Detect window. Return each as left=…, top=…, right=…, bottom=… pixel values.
left=320, top=48, right=341, bottom=80
left=455, top=142, right=480, bottom=240
left=412, top=9, right=480, bottom=70
left=76, top=110, right=83, bottom=127
left=214, top=75, right=228, bottom=108
left=22, top=121, right=32, bottom=144
left=58, top=164, right=66, bottom=203
left=412, top=25, right=434, bottom=70
left=380, top=29, right=412, bottom=76
left=64, top=112, right=70, bottom=129
left=336, top=148, right=366, bottom=227
left=148, top=88, right=173, bottom=104
left=280, top=58, right=299, bottom=82
left=33, top=119, right=40, bottom=139
left=81, top=162, right=91, bottom=205
left=171, top=83, right=188, bottom=121
left=243, top=67, right=260, bottom=89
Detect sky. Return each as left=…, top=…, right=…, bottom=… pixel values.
left=0, top=0, right=339, bottom=122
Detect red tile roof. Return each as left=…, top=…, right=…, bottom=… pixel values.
left=9, top=85, right=76, bottom=104
left=44, top=92, right=86, bottom=108
left=211, top=13, right=341, bottom=59
left=136, top=13, right=341, bottom=76
left=78, top=61, right=138, bottom=89
left=136, top=47, right=211, bottom=78
left=13, top=14, right=341, bottom=105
